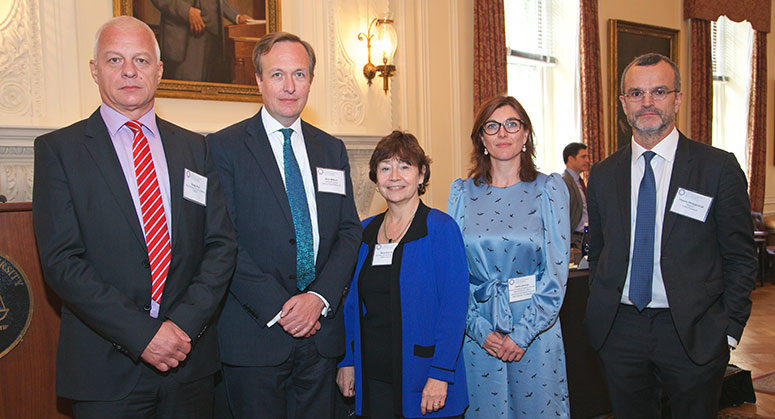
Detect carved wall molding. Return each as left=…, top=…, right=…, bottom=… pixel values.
left=327, top=0, right=366, bottom=127
left=0, top=0, right=43, bottom=119
left=0, top=127, right=378, bottom=214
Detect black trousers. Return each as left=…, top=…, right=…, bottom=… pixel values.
left=221, top=338, right=336, bottom=419
left=359, top=379, right=464, bottom=419
left=71, top=365, right=214, bottom=419
left=598, top=304, right=729, bottom=419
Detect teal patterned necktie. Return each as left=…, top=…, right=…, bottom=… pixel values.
left=281, top=128, right=315, bottom=291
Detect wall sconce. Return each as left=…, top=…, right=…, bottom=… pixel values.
left=358, top=13, right=397, bottom=94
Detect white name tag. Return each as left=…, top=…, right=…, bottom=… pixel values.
left=669, top=187, right=712, bottom=222
left=372, top=243, right=399, bottom=266
left=316, top=167, right=346, bottom=195
left=183, top=168, right=207, bottom=206
left=508, top=274, right=536, bottom=303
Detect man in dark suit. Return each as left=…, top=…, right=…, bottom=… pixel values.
left=32, top=16, right=236, bottom=418
left=585, top=53, right=757, bottom=418
left=207, top=32, right=361, bottom=418
left=562, top=142, right=590, bottom=249
left=151, top=0, right=251, bottom=82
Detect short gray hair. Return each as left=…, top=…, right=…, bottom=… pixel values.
left=93, top=16, right=161, bottom=63
left=619, top=53, right=680, bottom=95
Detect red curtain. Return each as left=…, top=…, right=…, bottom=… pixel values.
left=684, top=0, right=770, bottom=33
left=747, top=31, right=767, bottom=213
left=689, top=19, right=712, bottom=145
left=473, top=0, right=508, bottom=114
left=578, top=0, right=604, bottom=161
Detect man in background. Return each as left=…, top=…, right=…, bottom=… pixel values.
left=151, top=0, right=252, bottom=82
left=562, top=142, right=590, bottom=249
left=33, top=16, right=236, bottom=417
left=207, top=32, right=361, bottom=418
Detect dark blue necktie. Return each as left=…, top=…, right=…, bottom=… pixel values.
left=630, top=150, right=656, bottom=311
left=281, top=128, right=315, bottom=291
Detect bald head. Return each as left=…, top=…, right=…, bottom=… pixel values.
left=93, top=16, right=160, bottom=63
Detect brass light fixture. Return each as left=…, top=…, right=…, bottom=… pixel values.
left=358, top=13, right=397, bottom=94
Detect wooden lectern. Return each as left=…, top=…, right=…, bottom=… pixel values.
left=0, top=203, right=72, bottom=417
left=226, top=23, right=268, bottom=85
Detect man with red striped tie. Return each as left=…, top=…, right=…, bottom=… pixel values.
left=32, top=15, right=236, bottom=418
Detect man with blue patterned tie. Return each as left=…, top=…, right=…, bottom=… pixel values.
left=584, top=53, right=757, bottom=418
left=206, top=32, right=361, bottom=418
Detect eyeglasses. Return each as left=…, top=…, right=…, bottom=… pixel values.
left=482, top=118, right=524, bottom=135
left=622, top=87, right=679, bottom=102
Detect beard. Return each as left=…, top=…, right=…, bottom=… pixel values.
left=627, top=106, right=675, bottom=138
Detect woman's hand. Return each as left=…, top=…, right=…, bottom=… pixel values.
left=482, top=331, right=504, bottom=357
left=496, top=335, right=525, bottom=362
left=420, top=377, right=448, bottom=415
left=336, top=366, right=355, bottom=397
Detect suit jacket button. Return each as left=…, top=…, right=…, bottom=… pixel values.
left=143, top=303, right=150, bottom=312
left=142, top=260, right=151, bottom=269
left=289, top=274, right=296, bottom=280
left=289, top=238, right=296, bottom=245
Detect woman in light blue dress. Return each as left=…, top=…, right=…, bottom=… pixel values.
left=448, top=95, right=570, bottom=418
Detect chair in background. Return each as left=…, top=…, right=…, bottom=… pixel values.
left=751, top=212, right=774, bottom=286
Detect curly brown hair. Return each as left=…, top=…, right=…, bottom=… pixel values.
left=369, top=130, right=431, bottom=195
left=468, top=95, right=537, bottom=185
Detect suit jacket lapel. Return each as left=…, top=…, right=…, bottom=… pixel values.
left=157, top=117, right=183, bottom=252
left=616, top=145, right=632, bottom=248
left=662, top=135, right=692, bottom=247
left=244, top=113, right=295, bottom=229
left=82, top=110, right=146, bottom=249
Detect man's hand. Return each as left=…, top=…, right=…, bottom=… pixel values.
left=278, top=294, right=325, bottom=338
left=420, top=378, right=448, bottom=415
left=140, top=320, right=191, bottom=372
left=482, top=331, right=504, bottom=357
left=236, top=14, right=253, bottom=24
left=188, top=7, right=205, bottom=35
left=336, top=366, right=355, bottom=397
left=496, top=335, right=525, bottom=362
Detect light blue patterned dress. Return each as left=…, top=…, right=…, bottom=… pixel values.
left=448, top=173, right=570, bottom=418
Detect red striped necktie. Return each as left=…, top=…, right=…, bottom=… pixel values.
left=126, top=120, right=171, bottom=318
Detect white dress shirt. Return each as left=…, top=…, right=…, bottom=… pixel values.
left=260, top=108, right=329, bottom=320
left=620, top=128, right=678, bottom=308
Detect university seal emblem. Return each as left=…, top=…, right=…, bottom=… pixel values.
left=0, top=254, right=33, bottom=358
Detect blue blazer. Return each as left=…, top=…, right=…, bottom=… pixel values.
left=340, top=202, right=469, bottom=418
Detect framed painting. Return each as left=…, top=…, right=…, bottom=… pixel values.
left=113, top=0, right=281, bottom=102
left=607, top=20, right=679, bottom=154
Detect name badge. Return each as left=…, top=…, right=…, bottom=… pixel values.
left=372, top=243, right=399, bottom=266
left=316, top=167, right=346, bottom=195
left=669, top=187, right=712, bottom=222
left=508, top=274, right=536, bottom=303
left=183, top=168, right=207, bottom=206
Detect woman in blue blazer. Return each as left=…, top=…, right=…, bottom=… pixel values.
left=337, top=131, right=469, bottom=418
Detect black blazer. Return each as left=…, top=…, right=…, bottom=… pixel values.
left=584, top=132, right=756, bottom=365
left=32, top=109, right=237, bottom=400
left=207, top=111, right=361, bottom=366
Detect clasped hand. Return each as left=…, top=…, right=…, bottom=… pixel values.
left=278, top=293, right=323, bottom=338
left=482, top=331, right=525, bottom=362
left=141, top=320, right=191, bottom=372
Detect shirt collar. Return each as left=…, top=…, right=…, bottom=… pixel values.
left=260, top=107, right=303, bottom=137
left=100, top=104, right=159, bottom=139
left=565, top=167, right=580, bottom=180
left=631, top=127, right=679, bottom=164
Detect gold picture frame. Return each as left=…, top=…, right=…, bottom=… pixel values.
left=113, top=0, right=281, bottom=102
left=607, top=20, right=679, bottom=154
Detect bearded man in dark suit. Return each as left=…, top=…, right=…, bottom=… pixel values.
left=585, top=53, right=756, bottom=418
left=33, top=16, right=236, bottom=418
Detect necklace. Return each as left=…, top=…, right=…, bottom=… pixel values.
left=381, top=210, right=416, bottom=243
